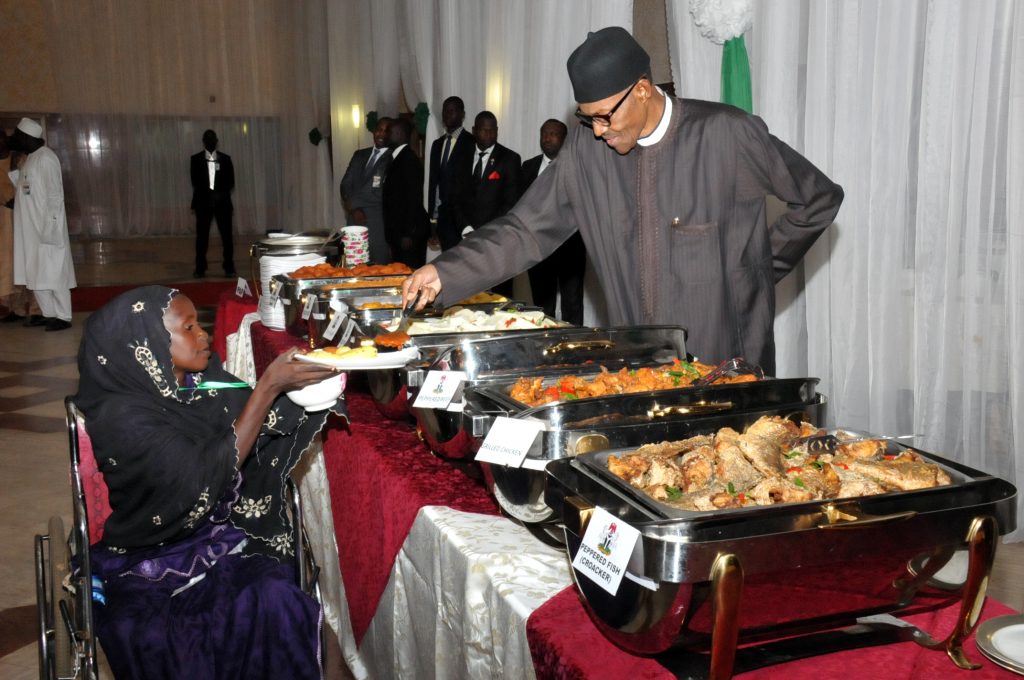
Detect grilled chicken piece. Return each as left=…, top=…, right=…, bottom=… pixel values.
left=679, top=446, right=716, bottom=492
left=836, top=439, right=887, bottom=459
left=744, top=416, right=801, bottom=446
left=846, top=459, right=952, bottom=491
left=631, top=435, right=711, bottom=460
left=834, top=469, right=887, bottom=498
left=782, top=463, right=842, bottom=498
left=712, top=442, right=761, bottom=492
left=736, top=436, right=785, bottom=478
left=607, top=454, right=649, bottom=485
left=710, top=491, right=745, bottom=509
left=746, top=475, right=816, bottom=505
left=645, top=457, right=684, bottom=489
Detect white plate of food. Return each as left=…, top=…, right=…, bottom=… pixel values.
left=294, top=345, right=418, bottom=370
left=976, top=614, right=1024, bottom=675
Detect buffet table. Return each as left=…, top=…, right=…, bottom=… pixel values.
left=226, top=312, right=1020, bottom=679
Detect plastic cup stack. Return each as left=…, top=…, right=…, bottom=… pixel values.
left=342, top=226, right=370, bottom=266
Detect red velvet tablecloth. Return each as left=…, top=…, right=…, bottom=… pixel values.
left=323, top=391, right=500, bottom=642
left=213, top=288, right=258, bottom=360
left=527, top=587, right=1019, bottom=679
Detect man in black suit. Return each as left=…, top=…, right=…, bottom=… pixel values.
left=427, top=96, right=475, bottom=251
left=190, top=129, right=236, bottom=278
left=521, top=119, right=586, bottom=326
left=340, top=117, right=392, bottom=264
left=453, top=111, right=521, bottom=297
left=382, top=118, right=430, bottom=269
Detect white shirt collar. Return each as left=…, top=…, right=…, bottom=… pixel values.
left=205, top=150, right=217, bottom=160
left=539, top=155, right=554, bottom=173
left=393, top=143, right=408, bottom=158
left=637, top=88, right=671, bottom=147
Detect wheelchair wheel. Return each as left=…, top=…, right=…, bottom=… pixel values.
left=47, top=516, right=75, bottom=678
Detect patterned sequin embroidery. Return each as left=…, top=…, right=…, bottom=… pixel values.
left=183, top=489, right=211, bottom=529
left=131, top=340, right=175, bottom=398
left=152, top=515, right=162, bottom=526
left=267, top=533, right=292, bottom=555
left=132, top=301, right=146, bottom=313
left=97, top=355, right=108, bottom=365
left=107, top=458, right=117, bottom=466
left=234, top=494, right=272, bottom=519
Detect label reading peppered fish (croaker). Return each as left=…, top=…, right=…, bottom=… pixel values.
left=571, top=506, right=640, bottom=596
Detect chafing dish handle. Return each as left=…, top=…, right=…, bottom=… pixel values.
left=564, top=496, right=595, bottom=536
left=543, top=339, right=615, bottom=355
left=817, top=504, right=917, bottom=529
left=647, top=401, right=734, bottom=418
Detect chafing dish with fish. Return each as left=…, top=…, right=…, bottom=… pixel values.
left=472, top=382, right=824, bottom=531
left=363, top=313, right=580, bottom=420
left=543, top=420, right=1017, bottom=676
left=411, top=326, right=690, bottom=457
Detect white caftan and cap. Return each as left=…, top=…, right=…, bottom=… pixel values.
left=17, top=117, right=44, bottom=138
left=12, top=124, right=77, bottom=321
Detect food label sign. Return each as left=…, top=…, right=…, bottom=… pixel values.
left=571, top=506, right=640, bottom=596
left=413, top=370, right=467, bottom=409
left=474, top=416, right=543, bottom=468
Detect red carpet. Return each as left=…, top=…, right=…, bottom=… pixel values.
left=72, top=281, right=238, bottom=312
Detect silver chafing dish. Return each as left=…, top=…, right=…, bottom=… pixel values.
left=475, top=381, right=823, bottom=534
left=270, top=274, right=405, bottom=336
left=412, top=326, right=690, bottom=458
left=364, top=310, right=575, bottom=421
left=543, top=437, right=1016, bottom=676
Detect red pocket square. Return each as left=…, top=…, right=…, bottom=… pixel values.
left=487, top=170, right=501, bottom=180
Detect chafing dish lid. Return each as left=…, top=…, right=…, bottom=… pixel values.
left=433, top=325, right=688, bottom=382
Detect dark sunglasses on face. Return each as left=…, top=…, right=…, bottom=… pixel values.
left=575, top=80, right=639, bottom=128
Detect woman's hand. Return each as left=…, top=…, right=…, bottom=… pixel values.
left=260, top=347, right=339, bottom=394
left=232, top=348, right=339, bottom=466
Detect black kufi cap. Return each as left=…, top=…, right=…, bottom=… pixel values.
left=566, top=26, right=651, bottom=104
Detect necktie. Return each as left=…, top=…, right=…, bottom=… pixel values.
left=473, top=151, right=486, bottom=181
left=366, top=147, right=381, bottom=170
left=440, top=134, right=453, bottom=167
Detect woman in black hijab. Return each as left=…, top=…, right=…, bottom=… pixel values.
left=76, top=285, right=341, bottom=679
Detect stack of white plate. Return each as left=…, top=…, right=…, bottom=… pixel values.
left=258, top=252, right=326, bottom=329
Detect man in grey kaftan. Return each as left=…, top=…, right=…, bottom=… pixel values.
left=403, top=27, right=843, bottom=375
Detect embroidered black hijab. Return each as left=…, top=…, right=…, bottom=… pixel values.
left=76, top=286, right=341, bottom=557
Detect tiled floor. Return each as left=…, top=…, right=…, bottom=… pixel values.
left=0, top=236, right=1021, bottom=679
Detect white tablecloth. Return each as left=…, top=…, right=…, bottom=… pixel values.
left=359, top=507, right=572, bottom=679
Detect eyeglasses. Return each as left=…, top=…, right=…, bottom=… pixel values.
left=574, top=80, right=638, bottom=128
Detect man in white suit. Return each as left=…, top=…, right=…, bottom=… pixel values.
left=9, top=117, right=76, bottom=331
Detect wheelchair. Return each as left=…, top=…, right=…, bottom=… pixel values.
left=36, top=396, right=322, bottom=679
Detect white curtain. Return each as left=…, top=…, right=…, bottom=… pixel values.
left=43, top=0, right=333, bottom=238
left=669, top=0, right=1024, bottom=540
left=401, top=0, right=632, bottom=326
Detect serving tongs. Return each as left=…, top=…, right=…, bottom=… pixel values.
left=690, top=357, right=765, bottom=386
left=790, top=432, right=921, bottom=454
left=391, top=289, right=422, bottom=334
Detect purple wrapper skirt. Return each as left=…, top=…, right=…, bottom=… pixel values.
left=90, top=521, right=321, bottom=679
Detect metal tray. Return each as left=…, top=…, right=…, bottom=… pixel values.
left=478, top=395, right=825, bottom=527
left=575, top=432, right=974, bottom=522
